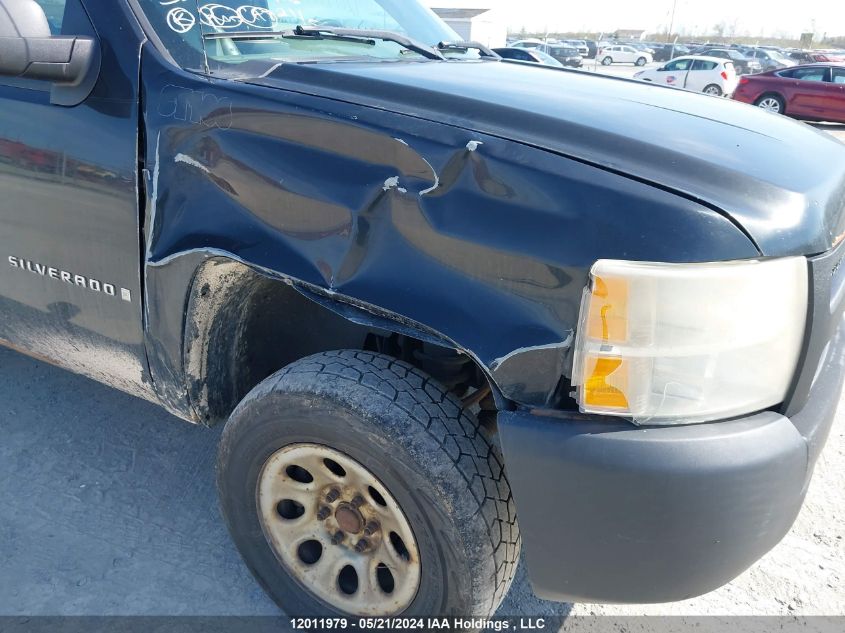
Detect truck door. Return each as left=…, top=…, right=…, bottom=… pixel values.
left=0, top=0, right=153, bottom=399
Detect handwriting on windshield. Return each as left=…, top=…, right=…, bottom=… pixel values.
left=199, top=4, right=277, bottom=30
left=160, top=1, right=303, bottom=33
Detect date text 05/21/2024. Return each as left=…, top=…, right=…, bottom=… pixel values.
left=290, top=617, right=549, bottom=631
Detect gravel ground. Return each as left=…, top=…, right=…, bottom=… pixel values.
left=0, top=343, right=843, bottom=621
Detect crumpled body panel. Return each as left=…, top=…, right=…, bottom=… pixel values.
left=140, top=48, right=759, bottom=413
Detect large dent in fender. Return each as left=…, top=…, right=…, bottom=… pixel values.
left=139, top=48, right=760, bottom=412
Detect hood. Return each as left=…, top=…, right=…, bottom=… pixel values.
left=245, top=60, right=845, bottom=257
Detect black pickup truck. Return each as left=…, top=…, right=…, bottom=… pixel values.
left=2, top=0, right=845, bottom=620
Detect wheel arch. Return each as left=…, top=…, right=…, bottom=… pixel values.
left=181, top=257, right=505, bottom=425
left=755, top=91, right=787, bottom=113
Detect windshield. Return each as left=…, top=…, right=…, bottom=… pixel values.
left=138, top=0, right=460, bottom=73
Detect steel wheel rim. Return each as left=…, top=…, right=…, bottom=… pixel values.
left=705, top=86, right=721, bottom=95
left=759, top=98, right=781, bottom=112
left=257, top=443, right=421, bottom=616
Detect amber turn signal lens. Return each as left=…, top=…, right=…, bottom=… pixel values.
left=583, top=355, right=629, bottom=410
left=586, top=275, right=628, bottom=344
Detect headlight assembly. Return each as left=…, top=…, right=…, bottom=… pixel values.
left=572, top=257, right=808, bottom=425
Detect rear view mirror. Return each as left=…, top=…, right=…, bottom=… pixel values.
left=0, top=0, right=100, bottom=106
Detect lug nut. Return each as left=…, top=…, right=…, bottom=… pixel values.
left=331, top=530, right=345, bottom=545
left=351, top=495, right=366, bottom=508
left=354, top=538, right=370, bottom=553
left=364, top=521, right=380, bottom=536
left=326, top=488, right=341, bottom=503
left=317, top=506, right=331, bottom=521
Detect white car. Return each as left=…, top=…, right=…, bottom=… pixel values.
left=634, top=55, right=740, bottom=96
left=597, top=45, right=653, bottom=66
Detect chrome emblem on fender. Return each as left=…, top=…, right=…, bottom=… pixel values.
left=7, top=256, right=131, bottom=302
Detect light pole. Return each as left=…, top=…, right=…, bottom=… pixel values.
left=667, top=0, right=678, bottom=43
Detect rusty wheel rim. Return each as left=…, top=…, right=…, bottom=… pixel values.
left=257, top=443, right=421, bottom=615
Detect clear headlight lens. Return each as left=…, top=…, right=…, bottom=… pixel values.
left=572, top=258, right=808, bottom=425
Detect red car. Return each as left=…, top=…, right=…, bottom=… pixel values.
left=732, top=63, right=845, bottom=122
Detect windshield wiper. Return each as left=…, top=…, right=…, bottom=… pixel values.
left=289, top=26, right=444, bottom=60
left=438, top=40, right=499, bottom=58
left=204, top=26, right=445, bottom=61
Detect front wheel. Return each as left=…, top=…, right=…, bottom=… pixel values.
left=635, top=56, right=647, bottom=66
left=602, top=56, right=613, bottom=66
left=217, top=351, right=520, bottom=618
left=703, top=84, right=723, bottom=96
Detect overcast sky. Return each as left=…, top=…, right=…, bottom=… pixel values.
left=423, top=0, right=845, bottom=37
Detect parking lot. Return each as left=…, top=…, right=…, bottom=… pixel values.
left=585, top=60, right=845, bottom=142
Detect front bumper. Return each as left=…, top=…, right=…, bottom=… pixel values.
left=499, top=317, right=845, bottom=604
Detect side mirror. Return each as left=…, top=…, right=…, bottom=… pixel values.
left=0, top=0, right=100, bottom=106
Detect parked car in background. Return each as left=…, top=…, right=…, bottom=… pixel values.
left=733, top=64, right=845, bottom=122
left=790, top=50, right=845, bottom=64
left=598, top=44, right=652, bottom=66
left=694, top=48, right=762, bottom=75
left=634, top=56, right=739, bottom=96
left=651, top=44, right=671, bottom=61
left=652, top=43, right=691, bottom=62
left=789, top=51, right=816, bottom=64
left=543, top=45, right=584, bottom=67
left=749, top=48, right=797, bottom=71
left=630, top=42, right=657, bottom=55
left=511, top=38, right=545, bottom=49
left=563, top=39, right=589, bottom=57
left=583, top=39, right=598, bottom=59
left=817, top=51, right=845, bottom=62
left=493, top=47, right=565, bottom=68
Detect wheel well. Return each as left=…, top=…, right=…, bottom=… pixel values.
left=184, top=259, right=495, bottom=425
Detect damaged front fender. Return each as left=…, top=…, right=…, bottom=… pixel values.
left=139, top=46, right=760, bottom=416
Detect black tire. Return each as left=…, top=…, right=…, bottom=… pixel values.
left=755, top=93, right=786, bottom=114
left=703, top=84, right=723, bottom=96
left=635, top=56, right=647, bottom=66
left=217, top=350, right=520, bottom=618
left=602, top=56, right=613, bottom=66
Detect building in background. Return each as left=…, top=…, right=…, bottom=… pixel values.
left=428, top=2, right=507, bottom=48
